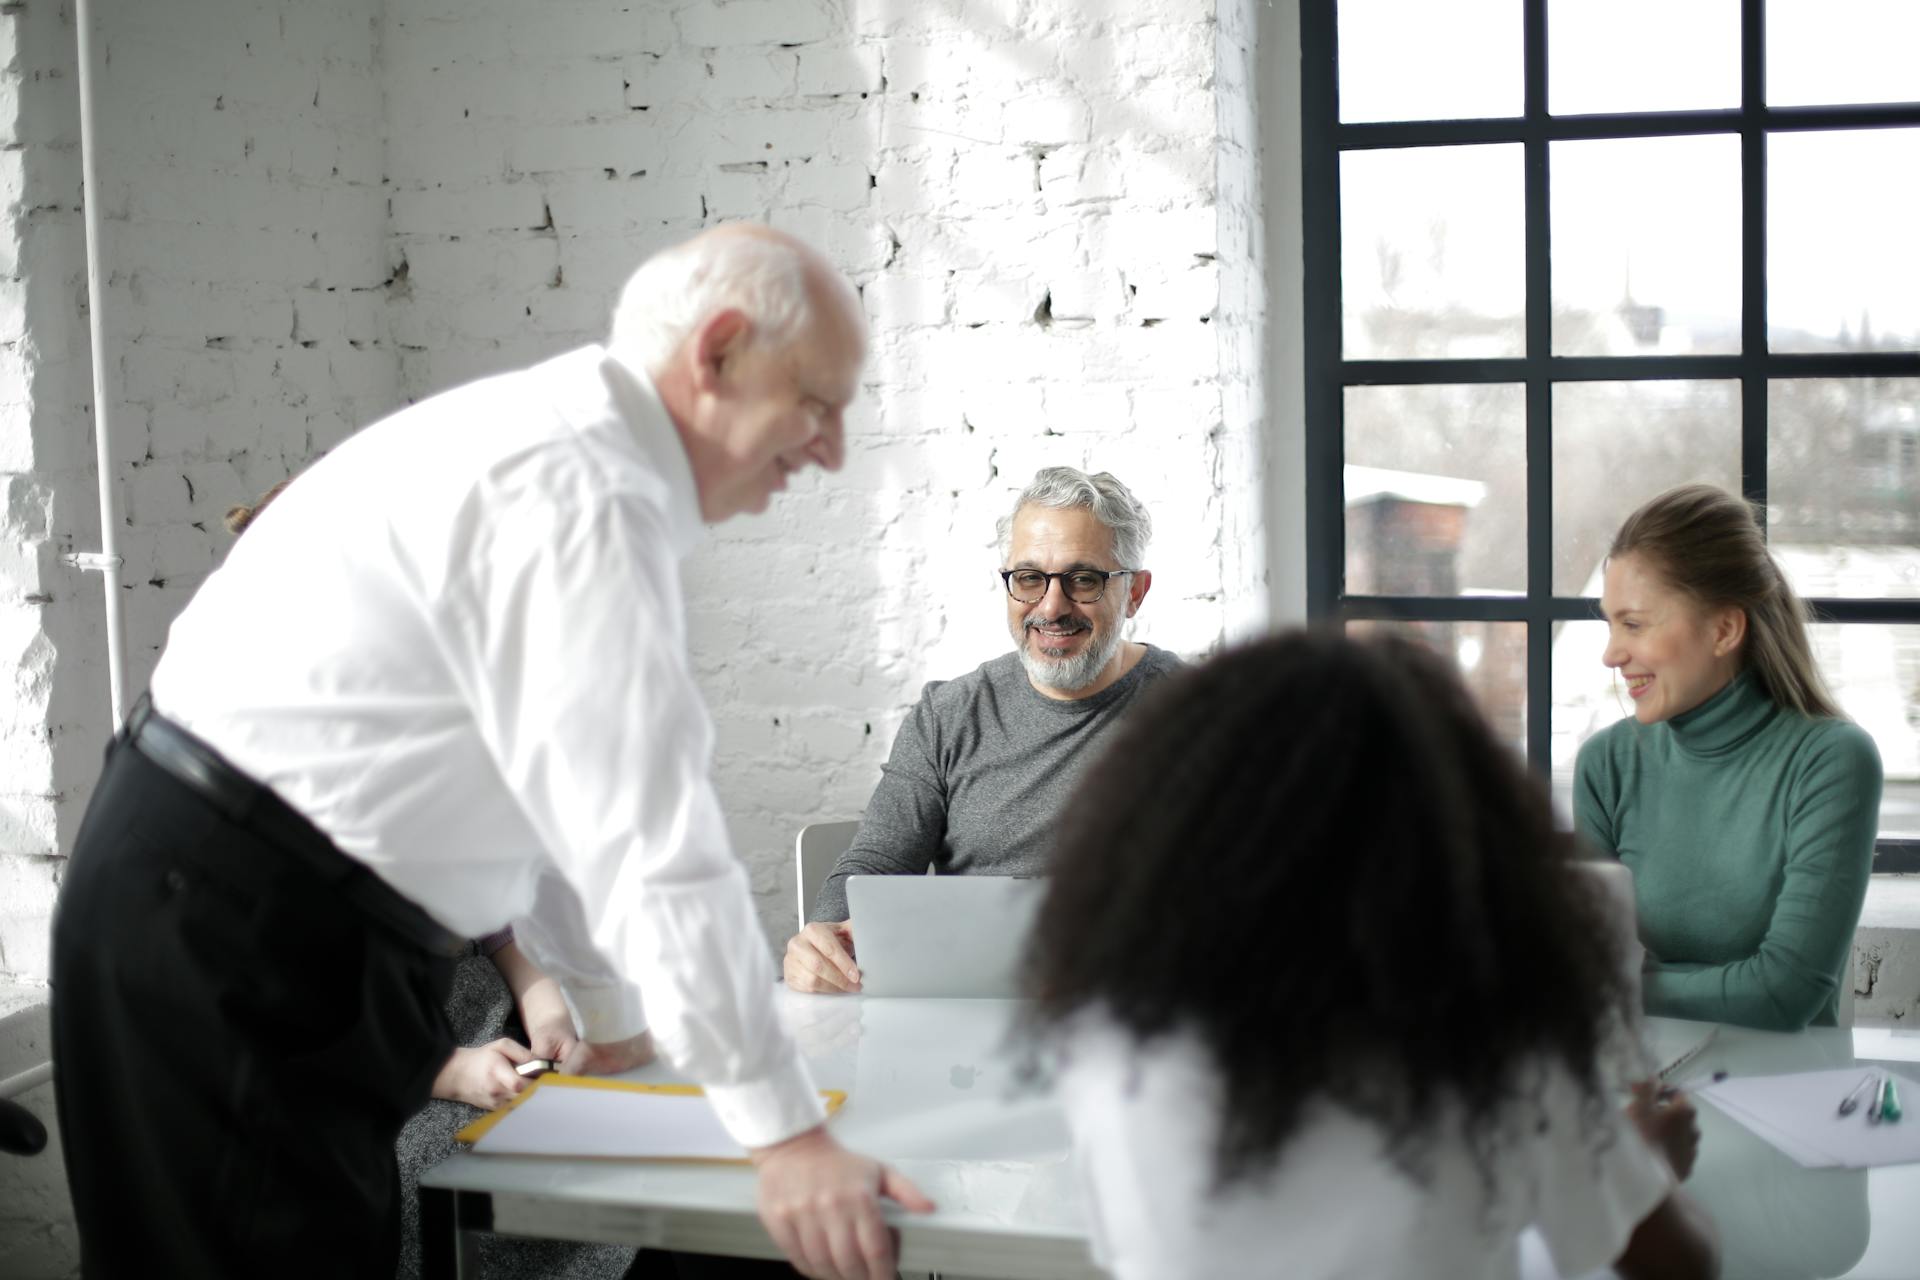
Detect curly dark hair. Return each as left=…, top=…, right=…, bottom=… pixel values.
left=1022, top=629, right=1634, bottom=1188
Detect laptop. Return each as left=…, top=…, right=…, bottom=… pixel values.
left=844, top=874, right=1047, bottom=998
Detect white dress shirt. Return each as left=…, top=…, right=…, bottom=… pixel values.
left=1058, top=1020, right=1672, bottom=1280
left=150, top=345, right=823, bottom=1148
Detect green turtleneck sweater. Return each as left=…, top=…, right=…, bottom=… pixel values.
left=1573, top=670, right=1882, bottom=1031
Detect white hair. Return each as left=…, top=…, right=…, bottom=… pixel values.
left=997, top=467, right=1153, bottom=569
left=608, top=233, right=816, bottom=373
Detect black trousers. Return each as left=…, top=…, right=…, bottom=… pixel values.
left=52, top=736, right=456, bottom=1278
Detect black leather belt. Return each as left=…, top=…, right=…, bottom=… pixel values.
left=124, top=696, right=465, bottom=958
left=125, top=697, right=260, bottom=821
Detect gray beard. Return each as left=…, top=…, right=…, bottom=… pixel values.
left=1018, top=619, right=1126, bottom=693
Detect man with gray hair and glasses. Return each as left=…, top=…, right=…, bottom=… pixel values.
left=785, top=466, right=1184, bottom=993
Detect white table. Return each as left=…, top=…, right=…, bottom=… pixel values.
left=1642, top=1017, right=1920, bottom=1280
left=421, top=990, right=1096, bottom=1279
left=420, top=995, right=1920, bottom=1279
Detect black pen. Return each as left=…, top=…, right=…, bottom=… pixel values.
left=1838, top=1072, right=1877, bottom=1118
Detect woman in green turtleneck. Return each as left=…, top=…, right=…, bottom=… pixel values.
left=1574, top=485, right=1882, bottom=1032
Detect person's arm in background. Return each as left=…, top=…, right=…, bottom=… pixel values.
left=1532, top=1060, right=1716, bottom=1280
left=444, top=479, right=930, bottom=1279
left=1640, top=725, right=1881, bottom=1031
left=1614, top=1084, right=1719, bottom=1280
left=785, top=693, right=950, bottom=994
left=482, top=931, right=611, bottom=1069
left=1615, top=1192, right=1720, bottom=1280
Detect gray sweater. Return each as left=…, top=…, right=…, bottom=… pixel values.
left=811, top=644, right=1185, bottom=922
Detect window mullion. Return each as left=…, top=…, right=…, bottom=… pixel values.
left=1524, top=0, right=1552, bottom=771
left=1301, top=0, right=1343, bottom=621
left=1741, top=0, right=1769, bottom=516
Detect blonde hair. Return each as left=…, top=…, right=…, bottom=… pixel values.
left=1609, top=484, right=1842, bottom=719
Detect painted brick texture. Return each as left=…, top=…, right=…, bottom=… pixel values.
left=1, top=0, right=1264, bottom=982
left=380, top=0, right=1262, bottom=948
left=0, top=0, right=394, bottom=985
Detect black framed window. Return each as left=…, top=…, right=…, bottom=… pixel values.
left=1301, top=0, right=1920, bottom=871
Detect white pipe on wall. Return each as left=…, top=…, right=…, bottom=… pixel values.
left=72, top=0, right=130, bottom=728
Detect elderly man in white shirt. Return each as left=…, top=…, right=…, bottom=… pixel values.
left=50, top=224, right=928, bottom=1280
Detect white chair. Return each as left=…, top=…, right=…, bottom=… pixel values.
left=794, top=820, right=861, bottom=932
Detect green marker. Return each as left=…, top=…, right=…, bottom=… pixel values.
left=1880, top=1075, right=1903, bottom=1124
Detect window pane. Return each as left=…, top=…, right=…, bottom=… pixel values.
left=1769, top=379, right=1920, bottom=598
left=1809, top=624, right=1920, bottom=838
left=1342, top=145, right=1526, bottom=360
left=1345, top=384, right=1526, bottom=597
left=1348, top=619, right=1529, bottom=756
left=1548, top=0, right=1739, bottom=114
left=1550, top=136, right=1742, bottom=355
left=1769, top=0, right=1920, bottom=107
left=1552, top=381, right=1742, bottom=594
left=1338, top=0, right=1521, bottom=123
left=1769, top=129, right=1920, bottom=353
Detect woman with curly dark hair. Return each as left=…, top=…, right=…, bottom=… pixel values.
left=1024, top=631, right=1718, bottom=1280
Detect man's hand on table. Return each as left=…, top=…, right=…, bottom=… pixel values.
left=557, top=1030, right=657, bottom=1076
left=784, top=921, right=861, bottom=993
left=752, top=1125, right=934, bottom=1280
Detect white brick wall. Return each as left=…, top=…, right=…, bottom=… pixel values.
left=101, top=0, right=396, bottom=711
left=0, top=7, right=398, bottom=1273
left=0, top=0, right=1268, bottom=978
left=376, top=0, right=1267, bottom=946
left=0, top=0, right=395, bottom=988
left=0, top=2, right=87, bottom=994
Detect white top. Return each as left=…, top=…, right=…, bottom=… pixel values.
left=1058, top=1021, right=1673, bottom=1280
left=149, top=345, right=822, bottom=1149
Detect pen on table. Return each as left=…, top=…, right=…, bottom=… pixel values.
left=1839, top=1072, right=1877, bottom=1118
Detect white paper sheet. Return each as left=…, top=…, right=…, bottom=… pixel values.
left=1703, top=1093, right=1843, bottom=1168
left=1698, top=1068, right=1920, bottom=1170
left=468, top=1082, right=747, bottom=1161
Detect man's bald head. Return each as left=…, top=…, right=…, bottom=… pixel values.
left=608, top=223, right=862, bottom=377
left=617, top=224, right=866, bottom=523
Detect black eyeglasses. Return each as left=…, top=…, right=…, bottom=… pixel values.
left=1000, top=568, right=1137, bottom=604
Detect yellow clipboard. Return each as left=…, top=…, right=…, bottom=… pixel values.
left=454, top=1074, right=848, bottom=1164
